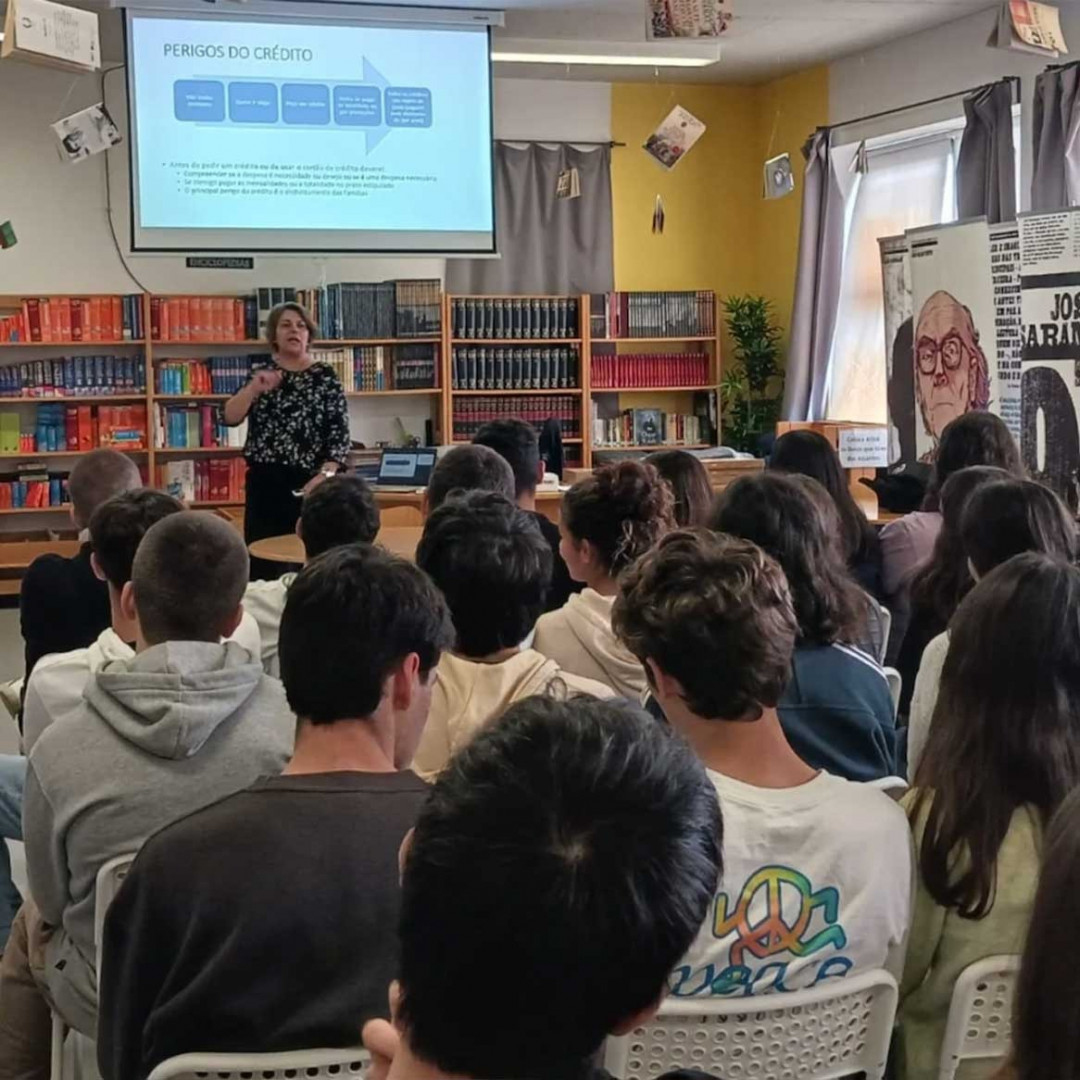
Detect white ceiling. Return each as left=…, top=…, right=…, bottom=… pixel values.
left=494, top=0, right=1000, bottom=83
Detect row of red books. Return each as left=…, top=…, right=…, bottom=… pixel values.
left=591, top=352, right=710, bottom=389
left=2, top=296, right=144, bottom=344
left=451, top=395, right=581, bottom=441
left=157, top=457, right=246, bottom=504
left=150, top=297, right=255, bottom=343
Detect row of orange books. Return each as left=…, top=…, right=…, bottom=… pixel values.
left=150, top=297, right=258, bottom=343
left=5, top=296, right=145, bottom=344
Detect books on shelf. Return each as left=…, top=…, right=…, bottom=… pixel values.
left=0, top=355, right=146, bottom=398
left=591, top=351, right=709, bottom=389
left=452, top=346, right=579, bottom=390
left=451, top=297, right=579, bottom=341
left=452, top=395, right=581, bottom=441
left=311, top=344, right=438, bottom=392
left=158, top=457, right=246, bottom=504
left=592, top=406, right=708, bottom=449
left=0, top=402, right=148, bottom=453
left=151, top=296, right=256, bottom=343
left=295, top=279, right=442, bottom=341
left=0, top=465, right=68, bottom=509
left=154, top=403, right=246, bottom=450
left=155, top=356, right=264, bottom=396
left=4, top=296, right=144, bottom=344
left=590, top=291, right=716, bottom=339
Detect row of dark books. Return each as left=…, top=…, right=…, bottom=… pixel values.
left=295, top=280, right=442, bottom=340
left=2, top=296, right=144, bottom=344
left=451, top=395, right=581, bottom=441
left=591, top=352, right=711, bottom=389
left=155, top=357, right=265, bottom=397
left=590, top=291, right=716, bottom=339
left=451, top=297, right=579, bottom=341
left=452, top=346, right=580, bottom=391
left=0, top=356, right=147, bottom=398
left=311, top=345, right=438, bottom=392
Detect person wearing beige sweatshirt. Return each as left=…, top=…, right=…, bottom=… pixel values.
left=532, top=460, right=676, bottom=699
left=412, top=491, right=612, bottom=781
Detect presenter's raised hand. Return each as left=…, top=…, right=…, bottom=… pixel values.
left=252, top=369, right=283, bottom=396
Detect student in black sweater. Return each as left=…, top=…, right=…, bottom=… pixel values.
left=97, top=543, right=454, bottom=1080
left=473, top=418, right=581, bottom=612
left=19, top=449, right=140, bottom=686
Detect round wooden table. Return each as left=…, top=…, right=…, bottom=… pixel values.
left=248, top=526, right=423, bottom=564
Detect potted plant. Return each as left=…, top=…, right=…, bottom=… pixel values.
left=720, top=295, right=785, bottom=454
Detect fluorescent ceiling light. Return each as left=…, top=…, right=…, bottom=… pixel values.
left=493, top=50, right=714, bottom=67
left=492, top=37, right=720, bottom=68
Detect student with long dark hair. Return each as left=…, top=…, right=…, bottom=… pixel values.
left=646, top=450, right=714, bottom=528
left=907, top=478, right=1077, bottom=775
left=710, top=472, right=896, bottom=781
left=899, top=553, right=1080, bottom=1080
left=999, top=788, right=1080, bottom=1080
left=769, top=429, right=883, bottom=598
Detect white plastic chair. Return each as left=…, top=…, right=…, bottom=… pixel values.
left=147, top=1048, right=370, bottom=1080
left=604, top=968, right=898, bottom=1080
left=938, top=955, right=1021, bottom=1080
left=884, top=667, right=902, bottom=717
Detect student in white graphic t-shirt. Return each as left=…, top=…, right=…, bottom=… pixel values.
left=613, top=528, right=912, bottom=999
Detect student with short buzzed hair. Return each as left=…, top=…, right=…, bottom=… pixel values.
left=20, top=449, right=142, bottom=684
left=0, top=512, right=295, bottom=1078
left=424, top=444, right=515, bottom=513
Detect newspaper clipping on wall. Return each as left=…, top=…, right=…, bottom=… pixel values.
left=990, top=221, right=1023, bottom=441
left=879, top=234, right=914, bottom=466
left=1019, top=208, right=1080, bottom=509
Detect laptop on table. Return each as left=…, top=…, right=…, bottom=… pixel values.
left=373, top=448, right=438, bottom=491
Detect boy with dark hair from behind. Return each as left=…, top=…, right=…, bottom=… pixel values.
left=98, top=544, right=454, bottom=1080
left=363, top=694, right=723, bottom=1080
left=613, top=529, right=911, bottom=1000
left=245, top=473, right=381, bottom=676
left=0, top=512, right=295, bottom=1077
left=473, top=418, right=580, bottom=611
left=424, top=443, right=515, bottom=512
left=412, top=490, right=612, bottom=781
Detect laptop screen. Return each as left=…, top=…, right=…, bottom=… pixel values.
left=377, top=449, right=438, bottom=485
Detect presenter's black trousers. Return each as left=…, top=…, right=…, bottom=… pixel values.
left=244, top=462, right=311, bottom=581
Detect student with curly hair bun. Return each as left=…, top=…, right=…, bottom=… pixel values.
left=533, top=461, right=676, bottom=698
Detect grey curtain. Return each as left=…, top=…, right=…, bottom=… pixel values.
left=956, top=80, right=1017, bottom=223
left=445, top=142, right=614, bottom=296
left=783, top=129, right=851, bottom=422
left=1032, top=63, right=1080, bottom=210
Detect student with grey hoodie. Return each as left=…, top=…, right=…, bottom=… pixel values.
left=0, top=511, right=295, bottom=1080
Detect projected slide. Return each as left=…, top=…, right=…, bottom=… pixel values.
left=126, top=13, right=494, bottom=252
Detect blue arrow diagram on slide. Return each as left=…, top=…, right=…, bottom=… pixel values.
left=363, top=57, right=391, bottom=153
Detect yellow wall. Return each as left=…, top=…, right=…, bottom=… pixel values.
left=610, top=67, right=829, bottom=349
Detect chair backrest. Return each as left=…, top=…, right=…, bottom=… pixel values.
left=93, top=853, right=136, bottom=958
left=604, top=968, right=898, bottom=1080
left=147, top=1049, right=370, bottom=1080
left=884, top=667, right=902, bottom=717
left=877, top=605, right=892, bottom=663
left=938, top=955, right=1021, bottom=1080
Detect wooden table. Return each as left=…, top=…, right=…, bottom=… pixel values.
left=249, top=526, right=423, bottom=565
left=373, top=487, right=564, bottom=525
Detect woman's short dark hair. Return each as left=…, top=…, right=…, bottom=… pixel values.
left=911, top=553, right=1080, bottom=918
left=614, top=529, right=797, bottom=721
left=709, top=472, right=866, bottom=646
left=416, top=490, right=552, bottom=657
left=1011, top=788, right=1080, bottom=1080
left=924, top=411, right=1023, bottom=510
left=279, top=543, right=453, bottom=724
left=909, top=466, right=1013, bottom=628
left=265, top=302, right=319, bottom=350
left=960, top=478, right=1077, bottom=578
left=769, top=429, right=877, bottom=566
left=562, top=461, right=676, bottom=576
left=397, top=694, right=723, bottom=1079
left=646, top=450, right=714, bottom=527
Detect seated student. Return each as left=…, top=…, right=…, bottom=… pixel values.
left=769, top=429, right=883, bottom=600
left=20, top=449, right=141, bottom=685
left=97, top=544, right=453, bottom=1080
left=613, top=530, right=911, bottom=999
left=362, top=694, right=723, bottom=1080
left=879, top=412, right=1023, bottom=664
left=895, top=465, right=1011, bottom=718
left=473, top=418, right=580, bottom=611
left=907, top=477, right=1076, bottom=776
left=412, top=491, right=612, bottom=781
left=425, top=443, right=515, bottom=513
left=898, top=553, right=1080, bottom=1080
left=0, top=512, right=295, bottom=1073
left=244, top=473, right=380, bottom=675
left=710, top=473, right=897, bottom=781
left=533, top=461, right=675, bottom=699
left=997, top=788, right=1080, bottom=1080
left=646, top=449, right=714, bottom=528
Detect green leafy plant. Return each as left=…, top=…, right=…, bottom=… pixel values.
left=721, top=295, right=785, bottom=454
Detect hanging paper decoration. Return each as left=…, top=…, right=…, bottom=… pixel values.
left=0, top=221, right=16, bottom=250
left=763, top=154, right=794, bottom=200
left=647, top=0, right=731, bottom=39
left=652, top=195, right=666, bottom=235
left=643, top=105, right=706, bottom=170
left=555, top=167, right=581, bottom=200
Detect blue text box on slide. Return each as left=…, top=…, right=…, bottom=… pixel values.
left=385, top=87, right=432, bottom=128
left=174, top=80, right=225, bottom=122
left=333, top=85, right=382, bottom=126
left=282, top=83, right=331, bottom=125
left=228, top=82, right=279, bottom=124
